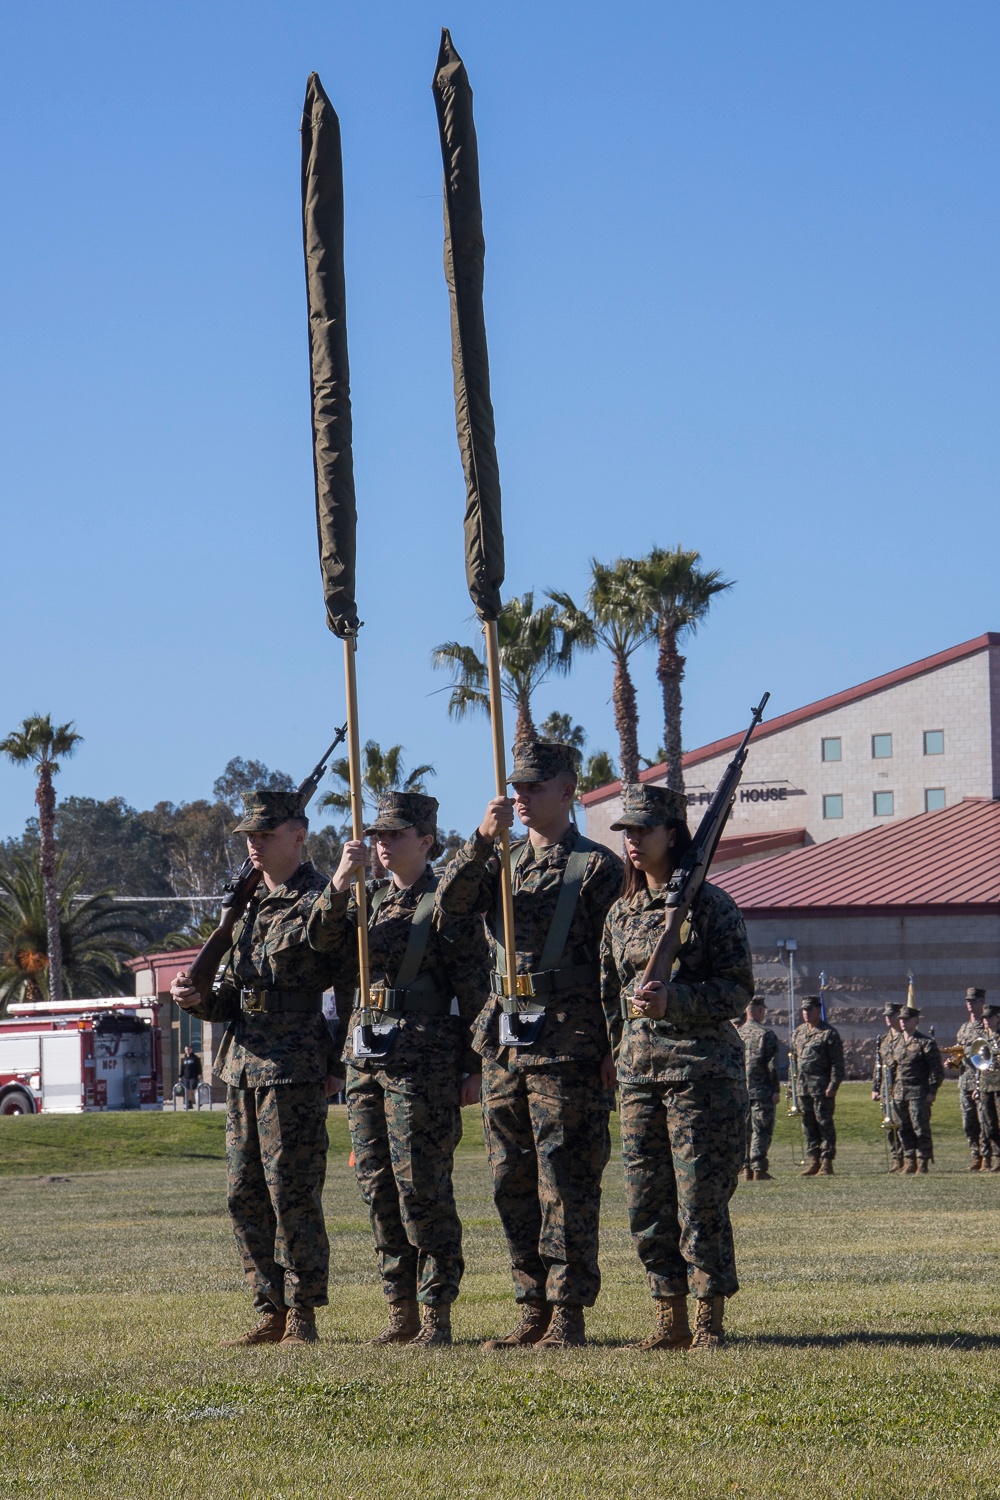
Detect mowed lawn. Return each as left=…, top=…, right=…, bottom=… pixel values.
left=2, top=1083, right=999, bottom=1500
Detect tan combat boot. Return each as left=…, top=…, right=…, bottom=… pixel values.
left=635, top=1294, right=691, bottom=1351
left=221, top=1304, right=287, bottom=1347
left=280, top=1307, right=319, bottom=1345
left=903, top=1156, right=918, bottom=1174
left=689, top=1295, right=726, bottom=1351
left=741, top=1165, right=753, bottom=1182
left=535, top=1305, right=586, bottom=1350
left=991, top=1159, right=1000, bottom=1174
left=979, top=1156, right=992, bottom=1171
left=409, top=1305, right=452, bottom=1348
left=753, top=1169, right=774, bottom=1181
left=917, top=1158, right=929, bottom=1174
left=369, top=1298, right=421, bottom=1346
left=967, top=1156, right=982, bottom=1172
left=819, top=1160, right=834, bottom=1176
left=799, top=1158, right=820, bottom=1177
left=482, top=1303, right=551, bottom=1350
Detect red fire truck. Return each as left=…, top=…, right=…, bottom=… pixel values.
left=0, top=999, right=163, bottom=1114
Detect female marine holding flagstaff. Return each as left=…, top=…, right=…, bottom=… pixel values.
left=601, top=783, right=753, bottom=1352
left=307, top=792, right=490, bottom=1347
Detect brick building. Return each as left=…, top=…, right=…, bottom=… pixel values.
left=582, top=632, right=1000, bottom=852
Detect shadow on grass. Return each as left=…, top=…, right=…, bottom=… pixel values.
left=746, top=1331, right=1000, bottom=1350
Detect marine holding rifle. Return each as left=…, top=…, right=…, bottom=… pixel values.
left=601, top=783, right=753, bottom=1353
left=307, top=791, right=490, bottom=1347
left=170, top=790, right=342, bottom=1347
left=435, top=740, right=622, bottom=1351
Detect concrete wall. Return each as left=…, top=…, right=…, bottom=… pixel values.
left=586, top=642, right=997, bottom=851
left=744, top=908, right=1000, bottom=1042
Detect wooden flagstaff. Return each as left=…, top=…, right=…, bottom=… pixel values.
left=484, top=621, right=517, bottom=994
left=432, top=31, right=517, bottom=992
left=343, top=637, right=371, bottom=1001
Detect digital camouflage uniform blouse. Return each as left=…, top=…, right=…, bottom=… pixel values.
left=601, top=881, right=754, bottom=1083
left=187, top=861, right=340, bottom=1086
left=306, top=865, right=490, bottom=1073
left=435, top=825, right=622, bottom=1069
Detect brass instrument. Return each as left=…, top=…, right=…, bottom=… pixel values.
left=940, top=1039, right=999, bottom=1073
left=787, top=1048, right=801, bottom=1117
left=879, top=1056, right=895, bottom=1132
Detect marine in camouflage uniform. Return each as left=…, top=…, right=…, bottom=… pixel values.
left=601, top=784, right=753, bottom=1353
left=307, top=791, right=490, bottom=1346
left=887, top=1005, right=944, bottom=1173
left=435, top=740, right=622, bottom=1350
left=870, top=1004, right=903, bottom=1172
left=950, top=987, right=988, bottom=1169
left=791, top=999, right=845, bottom=1175
left=174, top=790, right=340, bottom=1346
left=735, top=1000, right=779, bottom=1180
left=974, top=1005, right=1000, bottom=1172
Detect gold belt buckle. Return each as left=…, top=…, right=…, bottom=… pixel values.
left=625, top=990, right=643, bottom=1021
left=369, top=985, right=388, bottom=1013
left=243, top=988, right=267, bottom=1014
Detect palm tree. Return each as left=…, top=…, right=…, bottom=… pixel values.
left=432, top=592, right=586, bottom=752
left=1, top=715, right=83, bottom=999
left=537, top=712, right=586, bottom=752
left=577, top=750, right=618, bottom=798
left=548, top=556, right=654, bottom=784
left=319, top=741, right=435, bottom=824
left=0, top=855, right=150, bottom=1013
left=635, top=547, right=734, bottom=794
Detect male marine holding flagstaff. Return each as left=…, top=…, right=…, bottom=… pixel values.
left=435, top=740, right=622, bottom=1350
left=171, top=790, right=341, bottom=1347
left=735, top=999, right=780, bottom=1180
left=887, top=1003, right=944, bottom=1173
left=871, top=1003, right=904, bottom=1172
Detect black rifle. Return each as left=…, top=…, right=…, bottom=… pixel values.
left=183, top=726, right=348, bottom=1000
left=639, top=694, right=769, bottom=990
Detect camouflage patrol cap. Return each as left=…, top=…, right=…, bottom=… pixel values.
left=984, top=1004, right=1000, bottom=1019
left=364, top=791, right=439, bottom=836
left=232, top=789, right=307, bottom=833
left=610, top=782, right=689, bottom=830
left=966, top=987, right=987, bottom=1001
left=884, top=1003, right=902, bottom=1017
left=900, top=1005, right=920, bottom=1019
left=508, top=740, right=581, bottom=784
left=801, top=995, right=822, bottom=1010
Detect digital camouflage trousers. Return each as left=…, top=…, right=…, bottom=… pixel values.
left=960, top=1082, right=983, bottom=1155
left=745, top=1096, right=776, bottom=1173
left=620, top=1074, right=746, bottom=1299
left=482, top=1058, right=611, bottom=1308
left=226, top=1082, right=330, bottom=1311
left=799, top=1091, right=837, bottom=1161
left=894, top=1095, right=934, bottom=1160
left=978, top=1091, right=1000, bottom=1160
left=346, top=1056, right=464, bottom=1305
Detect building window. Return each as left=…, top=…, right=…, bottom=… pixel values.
left=821, top=737, right=841, bottom=762
left=823, top=794, right=843, bottom=819
left=925, top=788, right=946, bottom=812
left=873, top=791, right=894, bottom=816
left=923, top=730, right=944, bottom=756
left=872, top=734, right=893, bottom=759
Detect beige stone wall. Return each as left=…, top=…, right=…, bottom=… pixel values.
left=585, top=643, right=997, bottom=851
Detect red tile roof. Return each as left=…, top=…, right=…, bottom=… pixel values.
left=712, top=798, right=1000, bottom=913
left=581, top=632, right=998, bottom=807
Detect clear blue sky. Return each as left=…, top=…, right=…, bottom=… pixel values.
left=2, top=1, right=998, bottom=846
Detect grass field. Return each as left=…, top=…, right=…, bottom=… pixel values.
left=2, top=1082, right=999, bottom=1499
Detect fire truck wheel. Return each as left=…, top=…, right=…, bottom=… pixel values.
left=0, top=1089, right=35, bottom=1116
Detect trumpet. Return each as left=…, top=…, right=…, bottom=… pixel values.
left=940, top=1044, right=967, bottom=1069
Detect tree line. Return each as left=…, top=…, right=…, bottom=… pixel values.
left=0, top=543, right=731, bottom=1009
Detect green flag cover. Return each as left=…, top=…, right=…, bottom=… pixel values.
left=432, top=29, right=506, bottom=624
left=302, top=72, right=359, bottom=639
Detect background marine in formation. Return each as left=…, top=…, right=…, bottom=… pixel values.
left=735, top=998, right=779, bottom=1181
left=791, top=997, right=844, bottom=1176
